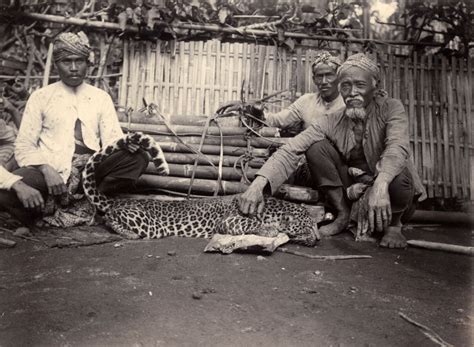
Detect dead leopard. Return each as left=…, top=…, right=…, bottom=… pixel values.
left=82, top=132, right=319, bottom=246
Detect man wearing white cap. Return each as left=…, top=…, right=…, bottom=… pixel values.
left=239, top=53, right=425, bottom=248
left=0, top=32, right=148, bottom=226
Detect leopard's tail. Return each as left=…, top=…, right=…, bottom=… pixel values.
left=82, top=132, right=169, bottom=213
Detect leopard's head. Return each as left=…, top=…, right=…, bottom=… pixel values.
left=281, top=213, right=320, bottom=247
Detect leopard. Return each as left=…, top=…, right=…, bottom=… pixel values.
left=82, top=132, right=320, bottom=246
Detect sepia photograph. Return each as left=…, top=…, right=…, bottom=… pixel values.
left=0, top=0, right=472, bottom=345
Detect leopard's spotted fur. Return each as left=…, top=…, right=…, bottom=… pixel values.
left=82, top=132, right=319, bottom=246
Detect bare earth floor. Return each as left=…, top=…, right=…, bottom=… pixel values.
left=0, top=224, right=472, bottom=347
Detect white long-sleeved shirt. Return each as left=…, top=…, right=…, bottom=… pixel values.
left=0, top=167, right=21, bottom=190
left=15, top=81, right=123, bottom=184
left=0, top=123, right=20, bottom=190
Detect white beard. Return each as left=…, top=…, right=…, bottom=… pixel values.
left=345, top=107, right=367, bottom=121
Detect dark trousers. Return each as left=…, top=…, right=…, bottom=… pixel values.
left=306, top=140, right=416, bottom=220
left=0, top=149, right=148, bottom=225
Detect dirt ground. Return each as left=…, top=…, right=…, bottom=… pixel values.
left=0, top=223, right=472, bottom=347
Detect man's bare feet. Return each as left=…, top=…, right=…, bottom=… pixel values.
left=319, top=211, right=350, bottom=237
left=380, top=226, right=407, bottom=248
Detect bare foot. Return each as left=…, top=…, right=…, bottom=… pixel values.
left=380, top=226, right=407, bottom=248
left=319, top=213, right=350, bottom=237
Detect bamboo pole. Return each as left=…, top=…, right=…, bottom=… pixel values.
left=150, top=134, right=288, bottom=148
left=120, top=122, right=280, bottom=137
left=146, top=163, right=258, bottom=181
left=407, top=240, right=474, bottom=256
left=162, top=152, right=265, bottom=168
left=137, top=175, right=248, bottom=195
left=157, top=142, right=269, bottom=157
left=23, top=12, right=446, bottom=47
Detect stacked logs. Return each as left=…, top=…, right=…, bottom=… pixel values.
left=120, top=120, right=289, bottom=196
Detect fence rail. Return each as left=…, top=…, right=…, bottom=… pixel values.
left=119, top=39, right=473, bottom=200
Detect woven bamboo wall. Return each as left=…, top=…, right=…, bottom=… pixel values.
left=118, top=39, right=473, bottom=200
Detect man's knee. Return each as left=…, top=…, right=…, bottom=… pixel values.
left=306, top=139, right=340, bottom=165
left=389, top=168, right=414, bottom=213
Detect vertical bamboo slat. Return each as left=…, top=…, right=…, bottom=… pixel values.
left=119, top=40, right=129, bottom=106
left=440, top=57, right=450, bottom=197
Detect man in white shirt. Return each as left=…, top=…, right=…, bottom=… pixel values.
left=0, top=32, right=148, bottom=226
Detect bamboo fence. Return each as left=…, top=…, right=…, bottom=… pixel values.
left=118, top=39, right=473, bottom=200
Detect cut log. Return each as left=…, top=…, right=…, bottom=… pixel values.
left=146, top=163, right=258, bottom=181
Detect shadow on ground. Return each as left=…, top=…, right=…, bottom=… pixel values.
left=0, top=224, right=472, bottom=346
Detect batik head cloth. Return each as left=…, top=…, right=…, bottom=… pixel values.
left=337, top=53, right=380, bottom=81
left=53, top=31, right=92, bottom=63
left=311, top=51, right=342, bottom=71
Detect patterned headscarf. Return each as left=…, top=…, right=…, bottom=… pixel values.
left=337, top=53, right=380, bottom=81
left=53, top=31, right=92, bottom=63
left=311, top=51, right=342, bottom=71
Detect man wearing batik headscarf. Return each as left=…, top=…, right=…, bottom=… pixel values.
left=238, top=53, right=426, bottom=249
left=257, top=51, right=345, bottom=132
left=0, top=32, right=149, bottom=227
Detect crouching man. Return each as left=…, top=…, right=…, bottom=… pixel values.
left=238, top=53, right=425, bottom=248
left=0, top=32, right=148, bottom=226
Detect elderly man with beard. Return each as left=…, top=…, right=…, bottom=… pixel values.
left=238, top=53, right=425, bottom=248
left=0, top=32, right=148, bottom=227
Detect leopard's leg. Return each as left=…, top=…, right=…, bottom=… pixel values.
left=217, top=216, right=280, bottom=238
left=105, top=212, right=141, bottom=240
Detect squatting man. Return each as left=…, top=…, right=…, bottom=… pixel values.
left=238, top=53, right=426, bottom=249
left=0, top=32, right=149, bottom=226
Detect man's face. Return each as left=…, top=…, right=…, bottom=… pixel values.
left=55, top=54, right=88, bottom=87
left=312, top=64, right=339, bottom=100
left=338, top=66, right=376, bottom=108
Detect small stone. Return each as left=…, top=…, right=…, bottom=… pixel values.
left=155, top=256, right=161, bottom=259
left=148, top=291, right=153, bottom=296
left=281, top=267, right=286, bottom=270
left=14, top=227, right=30, bottom=236
left=256, top=255, right=266, bottom=261
left=314, top=271, right=321, bottom=275
left=456, top=308, right=464, bottom=313
left=167, top=250, right=176, bottom=256
left=192, top=292, right=202, bottom=300
left=147, top=254, right=153, bottom=258
left=113, top=243, right=123, bottom=248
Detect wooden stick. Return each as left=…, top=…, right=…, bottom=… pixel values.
left=277, top=248, right=372, bottom=260
left=0, top=237, right=16, bottom=247
left=399, top=312, right=453, bottom=347
left=407, top=240, right=474, bottom=256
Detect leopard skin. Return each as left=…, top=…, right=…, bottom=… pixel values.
left=82, top=132, right=319, bottom=246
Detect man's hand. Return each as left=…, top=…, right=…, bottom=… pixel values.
left=366, top=180, right=392, bottom=233
left=12, top=180, right=44, bottom=211
left=238, top=176, right=268, bottom=216
left=38, top=164, right=67, bottom=196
